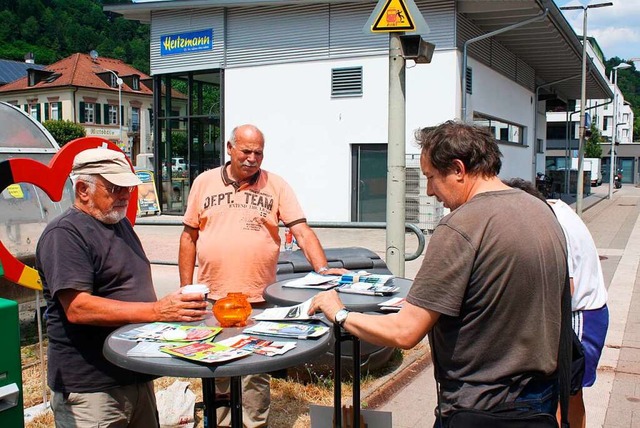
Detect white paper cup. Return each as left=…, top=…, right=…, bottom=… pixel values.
left=181, top=284, right=210, bottom=298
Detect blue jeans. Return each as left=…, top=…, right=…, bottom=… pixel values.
left=433, top=379, right=558, bottom=427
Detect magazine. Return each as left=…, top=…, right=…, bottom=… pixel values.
left=160, top=342, right=252, bottom=364
left=243, top=321, right=330, bottom=339
left=218, top=334, right=297, bottom=357
left=252, top=298, right=318, bottom=321
left=117, top=322, right=222, bottom=342
left=281, top=272, right=341, bottom=290
left=377, top=297, right=406, bottom=312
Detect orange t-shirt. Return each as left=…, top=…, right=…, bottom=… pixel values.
left=183, top=165, right=305, bottom=302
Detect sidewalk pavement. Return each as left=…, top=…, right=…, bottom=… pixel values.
left=136, top=184, right=640, bottom=427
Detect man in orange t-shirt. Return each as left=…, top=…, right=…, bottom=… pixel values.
left=179, top=124, right=344, bottom=427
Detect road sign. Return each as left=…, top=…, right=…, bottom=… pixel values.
left=372, top=0, right=414, bottom=32
left=364, top=0, right=430, bottom=35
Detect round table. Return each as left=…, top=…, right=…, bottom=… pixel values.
left=263, top=276, right=412, bottom=312
left=103, top=312, right=332, bottom=428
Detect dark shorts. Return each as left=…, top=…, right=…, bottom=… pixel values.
left=573, top=305, right=609, bottom=387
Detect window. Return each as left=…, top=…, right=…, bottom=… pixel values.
left=50, top=103, right=60, bottom=120
left=131, top=107, right=140, bottom=132
left=29, top=104, right=39, bottom=121
left=84, top=103, right=95, bottom=124
left=473, top=114, right=524, bottom=145
left=603, top=116, right=610, bottom=131
left=107, top=105, right=118, bottom=125
left=110, top=73, right=119, bottom=88
left=331, top=67, right=363, bottom=97
left=132, top=77, right=140, bottom=91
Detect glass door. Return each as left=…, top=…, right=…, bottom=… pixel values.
left=351, top=144, right=387, bottom=222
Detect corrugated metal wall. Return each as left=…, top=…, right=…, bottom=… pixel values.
left=457, top=14, right=536, bottom=92
left=150, top=0, right=456, bottom=73
left=151, top=9, right=226, bottom=74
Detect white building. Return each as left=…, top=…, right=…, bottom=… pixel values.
left=545, top=36, right=635, bottom=186
left=106, top=0, right=612, bottom=219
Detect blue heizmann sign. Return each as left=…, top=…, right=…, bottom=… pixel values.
left=161, top=29, right=213, bottom=56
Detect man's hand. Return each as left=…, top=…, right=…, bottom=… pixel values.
left=153, top=289, right=209, bottom=322
left=320, top=267, right=349, bottom=276
left=308, top=290, right=345, bottom=322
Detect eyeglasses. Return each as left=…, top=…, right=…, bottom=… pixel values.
left=92, top=181, right=136, bottom=195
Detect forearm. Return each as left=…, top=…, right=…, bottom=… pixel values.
left=292, top=225, right=328, bottom=271
left=179, top=230, right=197, bottom=286
left=64, top=294, right=160, bottom=326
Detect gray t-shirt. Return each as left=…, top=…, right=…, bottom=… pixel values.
left=407, top=189, right=567, bottom=414
left=37, top=208, right=157, bottom=393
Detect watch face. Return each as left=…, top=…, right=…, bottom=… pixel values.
left=335, top=309, right=349, bottom=324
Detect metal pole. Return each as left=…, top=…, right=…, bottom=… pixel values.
left=386, top=32, right=406, bottom=277
left=575, top=8, right=588, bottom=216
left=609, top=69, right=618, bottom=200
left=118, top=82, right=123, bottom=151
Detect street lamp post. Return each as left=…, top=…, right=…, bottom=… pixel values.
left=609, top=63, right=632, bottom=199
left=104, top=69, right=124, bottom=150
left=560, top=2, right=612, bottom=217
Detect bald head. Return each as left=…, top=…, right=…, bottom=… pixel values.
left=229, top=125, right=265, bottom=147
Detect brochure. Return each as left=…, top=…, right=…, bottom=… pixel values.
left=377, top=297, right=406, bottom=312
left=117, top=322, right=222, bottom=342
left=281, top=272, right=341, bottom=290
left=339, top=273, right=394, bottom=286
left=160, top=341, right=252, bottom=364
left=337, top=282, right=399, bottom=296
left=252, top=298, right=318, bottom=321
left=243, top=321, right=330, bottom=339
left=126, top=341, right=183, bottom=358
left=218, top=334, right=297, bottom=357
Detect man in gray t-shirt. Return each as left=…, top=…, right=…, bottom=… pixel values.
left=309, top=121, right=567, bottom=423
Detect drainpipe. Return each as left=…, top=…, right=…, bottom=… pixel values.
left=461, top=9, right=549, bottom=122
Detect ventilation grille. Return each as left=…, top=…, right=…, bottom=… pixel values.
left=331, top=66, right=363, bottom=97
left=465, top=67, right=472, bottom=94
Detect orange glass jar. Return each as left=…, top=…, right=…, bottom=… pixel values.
left=212, top=293, right=252, bottom=327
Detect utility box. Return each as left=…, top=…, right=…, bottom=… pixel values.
left=0, top=298, right=24, bottom=427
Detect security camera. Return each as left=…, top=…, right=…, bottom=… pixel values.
left=399, top=35, right=435, bottom=64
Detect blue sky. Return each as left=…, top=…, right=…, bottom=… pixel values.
left=554, top=0, right=640, bottom=61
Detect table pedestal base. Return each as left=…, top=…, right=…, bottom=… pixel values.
left=202, top=377, right=243, bottom=428
left=333, top=324, right=361, bottom=428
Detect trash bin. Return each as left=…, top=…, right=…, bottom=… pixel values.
left=0, top=298, right=24, bottom=428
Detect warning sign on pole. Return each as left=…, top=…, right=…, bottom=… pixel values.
left=371, top=0, right=415, bottom=32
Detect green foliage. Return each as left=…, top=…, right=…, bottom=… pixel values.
left=43, top=120, right=86, bottom=146
left=0, top=0, right=150, bottom=74
left=605, top=57, right=640, bottom=141
left=585, top=123, right=603, bottom=158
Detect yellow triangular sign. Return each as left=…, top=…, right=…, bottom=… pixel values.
left=371, top=0, right=415, bottom=32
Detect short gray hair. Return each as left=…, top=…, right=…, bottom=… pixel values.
left=71, top=174, right=97, bottom=192
left=228, top=124, right=264, bottom=147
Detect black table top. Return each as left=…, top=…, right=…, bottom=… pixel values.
left=103, top=312, right=333, bottom=379
left=263, top=275, right=412, bottom=312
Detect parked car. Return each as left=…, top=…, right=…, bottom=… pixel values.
left=171, top=157, right=187, bottom=172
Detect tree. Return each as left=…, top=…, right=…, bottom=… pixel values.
left=43, top=120, right=86, bottom=146
left=585, top=123, right=603, bottom=158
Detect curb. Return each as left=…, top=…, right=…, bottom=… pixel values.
left=361, top=343, right=432, bottom=409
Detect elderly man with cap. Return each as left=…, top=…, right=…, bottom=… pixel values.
left=36, top=148, right=208, bottom=428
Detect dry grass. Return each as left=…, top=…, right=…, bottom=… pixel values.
left=22, top=336, right=422, bottom=428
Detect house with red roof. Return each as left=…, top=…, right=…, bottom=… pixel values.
left=0, top=53, right=156, bottom=161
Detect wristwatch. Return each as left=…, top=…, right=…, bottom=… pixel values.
left=334, top=308, right=350, bottom=327
left=317, top=265, right=329, bottom=274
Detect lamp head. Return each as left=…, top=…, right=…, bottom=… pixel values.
left=614, top=63, right=632, bottom=71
